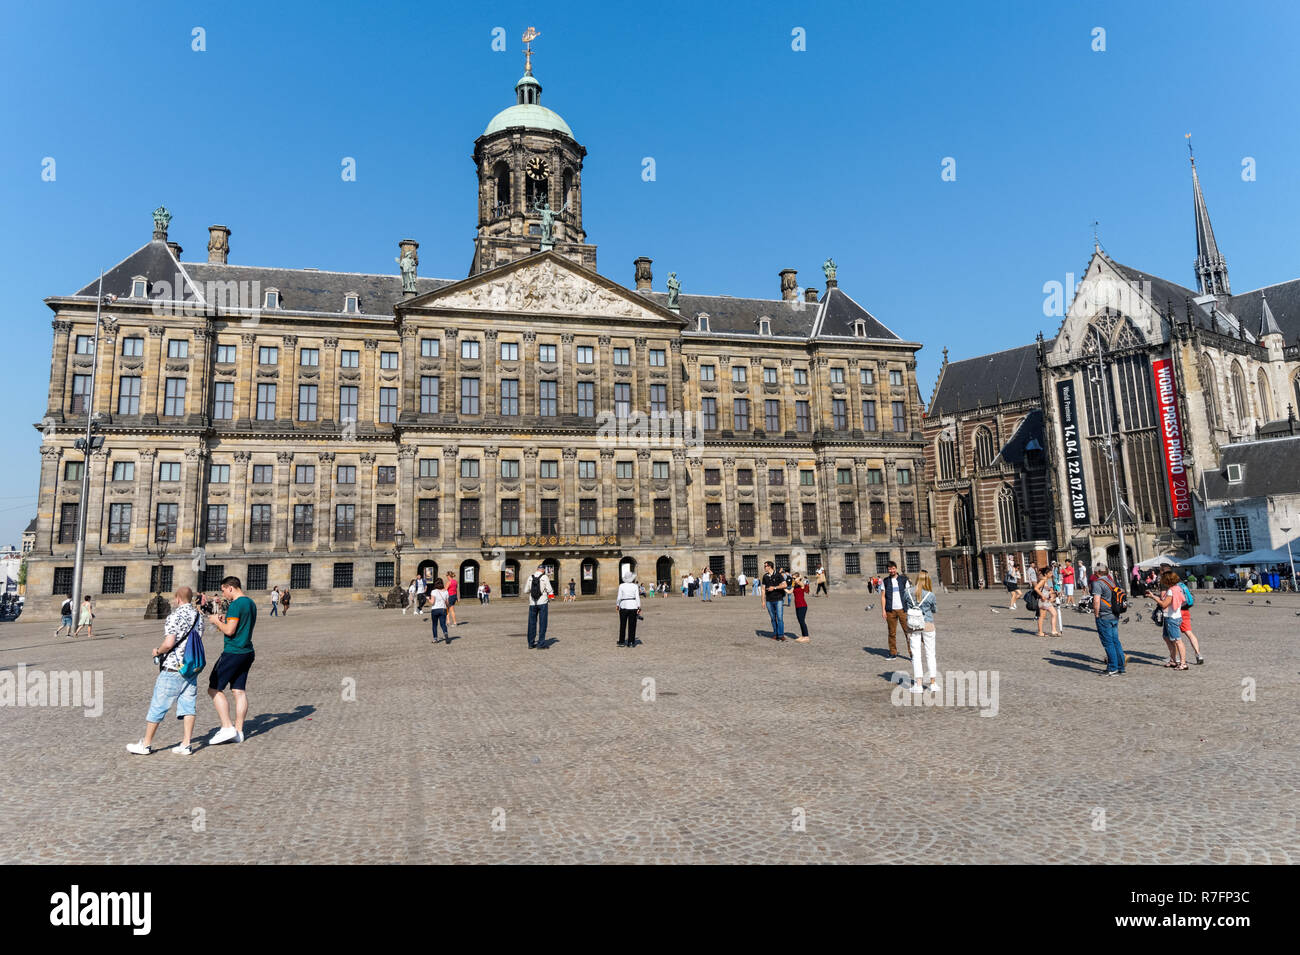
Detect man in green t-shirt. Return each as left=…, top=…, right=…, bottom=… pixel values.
left=205, top=575, right=257, bottom=746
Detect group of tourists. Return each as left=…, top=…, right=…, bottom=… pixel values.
left=403, top=571, right=463, bottom=628
left=267, top=586, right=292, bottom=617
left=680, top=569, right=732, bottom=599
left=54, top=594, right=95, bottom=638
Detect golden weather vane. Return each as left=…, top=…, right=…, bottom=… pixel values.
left=522, top=26, right=540, bottom=75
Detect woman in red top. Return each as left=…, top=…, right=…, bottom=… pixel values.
left=1061, top=562, right=1076, bottom=606
left=445, top=571, right=460, bottom=626
left=792, top=573, right=812, bottom=643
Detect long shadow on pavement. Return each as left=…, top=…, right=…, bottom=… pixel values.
left=243, top=703, right=316, bottom=739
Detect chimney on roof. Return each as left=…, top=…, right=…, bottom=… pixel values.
left=804, top=287, right=819, bottom=303
left=634, top=256, right=653, bottom=292
left=208, top=225, right=231, bottom=265
left=167, top=241, right=183, bottom=259
left=779, top=269, right=798, bottom=302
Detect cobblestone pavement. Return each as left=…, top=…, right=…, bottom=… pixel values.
left=1, top=588, right=1295, bottom=864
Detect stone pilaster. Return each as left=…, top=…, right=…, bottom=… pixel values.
left=443, top=329, right=459, bottom=421
left=672, top=448, right=690, bottom=544
left=441, top=446, right=458, bottom=546
left=280, top=335, right=299, bottom=428
left=180, top=446, right=207, bottom=552
left=135, top=449, right=158, bottom=547
left=637, top=448, right=652, bottom=545
left=322, top=337, right=340, bottom=427
left=755, top=455, right=770, bottom=546
left=317, top=451, right=335, bottom=548
left=238, top=333, right=257, bottom=422
left=358, top=452, right=376, bottom=546
left=560, top=334, right=575, bottom=415
left=562, top=447, right=578, bottom=535
left=399, top=325, right=418, bottom=421
left=47, top=321, right=73, bottom=420
left=229, top=451, right=251, bottom=553
left=36, top=445, right=63, bottom=555
left=523, top=446, right=539, bottom=535
left=361, top=339, right=378, bottom=429
left=599, top=448, right=615, bottom=536
left=274, top=450, right=293, bottom=551
left=483, top=446, right=500, bottom=538
left=144, top=325, right=166, bottom=423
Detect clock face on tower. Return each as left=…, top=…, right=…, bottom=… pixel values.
left=526, top=157, right=550, bottom=181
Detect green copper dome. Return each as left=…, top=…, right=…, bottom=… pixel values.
left=483, top=103, right=573, bottom=138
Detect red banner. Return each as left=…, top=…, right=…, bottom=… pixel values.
left=1152, top=358, right=1193, bottom=521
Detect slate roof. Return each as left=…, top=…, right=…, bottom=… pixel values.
left=813, top=287, right=901, bottom=340
left=928, top=342, right=1045, bottom=417
left=1201, top=436, right=1300, bottom=499
left=993, top=408, right=1045, bottom=467
left=23, top=518, right=37, bottom=535
left=643, top=291, right=816, bottom=338
left=1227, top=280, right=1300, bottom=343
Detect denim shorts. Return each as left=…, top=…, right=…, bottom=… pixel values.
left=147, top=669, right=198, bottom=722
left=1163, top=613, right=1184, bottom=641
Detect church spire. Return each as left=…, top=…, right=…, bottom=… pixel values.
left=1188, top=136, right=1230, bottom=296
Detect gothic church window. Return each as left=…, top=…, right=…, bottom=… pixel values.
left=973, top=427, right=995, bottom=469
left=1230, top=361, right=1248, bottom=424
left=1256, top=369, right=1273, bottom=421
left=997, top=484, right=1021, bottom=544
left=1199, top=355, right=1219, bottom=431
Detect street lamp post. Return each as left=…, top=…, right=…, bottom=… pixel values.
left=387, top=529, right=406, bottom=607
left=1281, top=526, right=1297, bottom=594
left=727, top=529, right=737, bottom=594
left=1091, top=333, right=1132, bottom=592
left=145, top=533, right=171, bottom=619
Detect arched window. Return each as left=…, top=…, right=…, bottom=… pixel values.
left=1230, top=361, right=1249, bottom=424
left=492, top=161, right=511, bottom=216
left=1199, top=355, right=1219, bottom=431
left=696, top=313, right=710, bottom=333
left=973, top=427, right=995, bottom=469
left=997, top=484, right=1021, bottom=544
left=1256, top=369, right=1273, bottom=421
left=937, top=436, right=956, bottom=480
left=951, top=497, right=973, bottom=547
left=562, top=168, right=575, bottom=208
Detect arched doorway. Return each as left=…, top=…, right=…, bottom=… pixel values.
left=540, top=558, right=560, bottom=585
left=656, top=556, right=673, bottom=588
left=501, top=559, right=520, bottom=598
left=618, top=555, right=637, bottom=583
left=416, top=559, right=438, bottom=584
left=459, top=560, right=480, bottom=590
left=580, top=557, right=599, bottom=596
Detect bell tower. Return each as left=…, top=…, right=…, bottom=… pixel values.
left=471, top=28, right=595, bottom=276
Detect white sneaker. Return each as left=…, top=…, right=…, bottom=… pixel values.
left=171, top=743, right=193, bottom=755
left=928, top=682, right=939, bottom=693
left=234, top=730, right=245, bottom=744
left=1010, top=603, right=1017, bottom=610
left=910, top=683, right=924, bottom=694
left=209, top=726, right=238, bottom=745
left=126, top=740, right=152, bottom=755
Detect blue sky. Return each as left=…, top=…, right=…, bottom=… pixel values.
left=2, top=0, right=1299, bottom=547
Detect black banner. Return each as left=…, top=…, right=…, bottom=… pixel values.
left=1058, top=379, right=1091, bottom=526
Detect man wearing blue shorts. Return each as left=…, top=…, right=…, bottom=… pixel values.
left=127, top=586, right=203, bottom=755
left=205, top=575, right=257, bottom=745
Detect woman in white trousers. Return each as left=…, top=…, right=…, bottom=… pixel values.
left=907, top=570, right=939, bottom=693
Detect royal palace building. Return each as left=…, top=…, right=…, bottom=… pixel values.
left=27, top=55, right=934, bottom=612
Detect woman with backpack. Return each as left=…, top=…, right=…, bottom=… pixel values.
left=427, top=577, right=450, bottom=643
left=1033, top=568, right=1061, bottom=637
left=1147, top=570, right=1188, bottom=669
left=906, top=570, right=939, bottom=694
left=1174, top=572, right=1204, bottom=665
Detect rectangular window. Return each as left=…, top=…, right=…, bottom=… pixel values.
left=419, top=376, right=440, bottom=414
left=540, top=498, right=559, bottom=535
left=419, top=458, right=439, bottom=479
left=700, top=364, right=715, bottom=381
left=249, top=504, right=272, bottom=542
left=333, top=563, right=354, bottom=588
left=460, top=459, right=480, bottom=478
left=898, top=468, right=913, bottom=486
left=259, top=346, right=278, bottom=365
left=415, top=499, right=438, bottom=538
left=256, top=383, right=277, bottom=420
left=867, top=469, right=884, bottom=485
left=460, top=378, right=480, bottom=414
left=705, top=502, right=723, bottom=537
left=731, top=365, right=747, bottom=383
left=64, top=460, right=84, bottom=481
left=763, top=367, right=778, bottom=385
left=705, top=468, right=721, bottom=486
left=420, top=338, right=440, bottom=358
left=876, top=551, right=892, bottom=574
left=652, top=461, right=669, bottom=480
left=376, top=387, right=397, bottom=423
left=377, top=466, right=396, bottom=485
left=538, top=343, right=557, bottom=363
left=377, top=504, right=396, bottom=541
left=870, top=501, right=886, bottom=535
left=733, top=398, right=749, bottom=431
left=212, top=380, right=233, bottom=419
left=839, top=501, right=857, bottom=536
left=207, top=505, right=228, bottom=543
left=461, top=339, right=480, bottom=360
left=862, top=400, right=878, bottom=432
left=616, top=460, right=634, bottom=480
left=340, top=349, right=359, bottom=368
left=159, top=462, right=181, bottom=482
left=337, top=465, right=356, bottom=485
left=499, top=378, right=519, bottom=415
left=649, top=348, right=666, bottom=366
left=793, top=367, right=808, bottom=385
left=101, top=566, right=126, bottom=594
left=459, top=499, right=480, bottom=537
left=252, top=464, right=273, bottom=484
left=738, top=502, right=755, bottom=536
left=339, top=385, right=358, bottom=423
left=501, top=459, right=520, bottom=479
left=1215, top=516, right=1252, bottom=555
left=765, top=399, right=780, bottom=432
left=499, top=341, right=519, bottom=361
left=832, top=398, right=847, bottom=430
left=650, top=384, right=668, bottom=416
left=653, top=498, right=671, bottom=536
left=291, top=563, right=311, bottom=590
left=163, top=378, right=186, bottom=416
left=802, top=502, right=818, bottom=537
left=742, top=554, right=759, bottom=578
left=295, top=464, right=315, bottom=484
left=112, top=461, right=135, bottom=482
left=615, top=382, right=632, bottom=419
left=837, top=467, right=852, bottom=485
left=375, top=561, right=395, bottom=588
left=577, top=381, right=595, bottom=417
left=889, top=370, right=903, bottom=386
left=150, top=565, right=174, bottom=594
left=859, top=368, right=874, bottom=386
left=335, top=505, right=356, bottom=542
left=829, top=367, right=845, bottom=384
left=800, top=469, right=814, bottom=486
left=122, top=337, right=144, bottom=357
left=293, top=504, right=314, bottom=542
left=579, top=498, right=597, bottom=535
left=300, top=348, right=319, bottom=367
left=298, top=384, right=318, bottom=422
left=576, top=345, right=594, bottom=364
left=796, top=400, right=810, bottom=432
left=770, top=503, right=788, bottom=537
left=613, top=498, right=634, bottom=536
left=892, top=400, right=906, bottom=432
left=500, top=498, right=521, bottom=535
left=906, top=551, right=921, bottom=575
left=168, top=339, right=188, bottom=359
left=768, top=468, right=784, bottom=486
left=737, top=468, right=753, bottom=486
left=539, top=380, right=557, bottom=416
left=116, top=376, right=141, bottom=415
left=380, top=351, right=399, bottom=370
left=845, top=552, right=861, bottom=575
left=210, top=464, right=230, bottom=483
left=900, top=501, right=917, bottom=534
left=108, top=503, right=132, bottom=543
left=540, top=460, right=559, bottom=480
left=578, top=460, right=596, bottom=480
left=155, top=502, right=178, bottom=543
left=612, top=347, right=630, bottom=366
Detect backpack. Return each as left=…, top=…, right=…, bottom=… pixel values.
left=530, top=573, right=543, bottom=601
left=61, top=599, right=72, bottom=616
left=1179, top=581, right=1195, bottom=608
left=178, top=614, right=207, bottom=679
left=1024, top=589, right=1039, bottom=612
left=1098, top=576, right=1127, bottom=618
